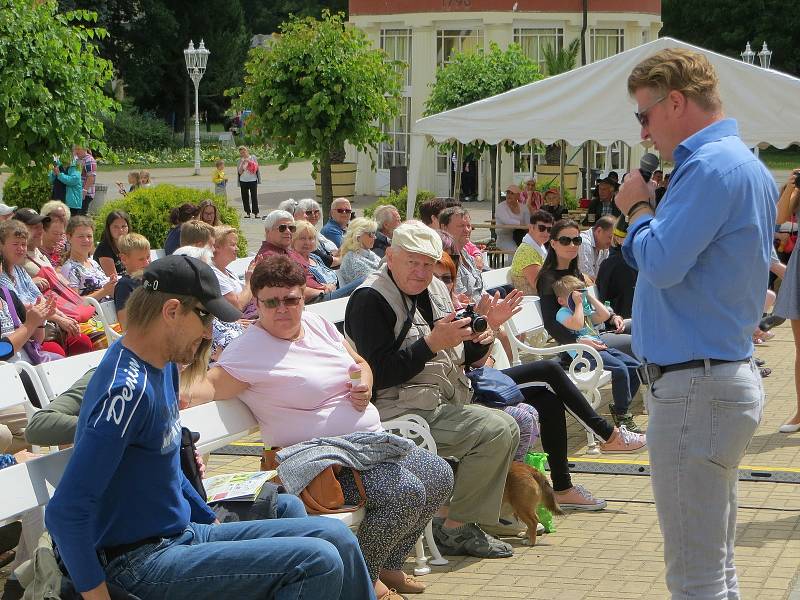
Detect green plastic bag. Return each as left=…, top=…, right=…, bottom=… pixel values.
left=524, top=451, right=555, bottom=533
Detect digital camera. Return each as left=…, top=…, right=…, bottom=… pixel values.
left=455, top=304, right=488, bottom=333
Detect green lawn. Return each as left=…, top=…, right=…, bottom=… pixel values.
left=759, top=146, right=800, bottom=170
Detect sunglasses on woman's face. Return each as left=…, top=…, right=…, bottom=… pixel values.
left=535, top=224, right=552, bottom=233
left=276, top=224, right=297, bottom=233
left=258, top=296, right=302, bottom=309
left=305, top=210, right=320, bottom=217
left=434, top=273, right=453, bottom=284
left=556, top=236, right=583, bottom=246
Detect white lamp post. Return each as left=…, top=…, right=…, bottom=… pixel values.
left=741, top=41, right=755, bottom=65
left=758, top=42, right=772, bottom=69
left=184, top=39, right=210, bottom=175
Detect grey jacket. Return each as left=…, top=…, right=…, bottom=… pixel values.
left=276, top=431, right=415, bottom=494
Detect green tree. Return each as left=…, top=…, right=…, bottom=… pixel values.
left=424, top=42, right=543, bottom=202
left=0, top=0, right=116, bottom=181
left=231, top=11, right=401, bottom=217
left=541, top=39, right=581, bottom=164
left=662, top=0, right=799, bottom=76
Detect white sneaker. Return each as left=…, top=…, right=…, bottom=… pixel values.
left=554, top=485, right=607, bottom=511
left=600, top=426, right=647, bottom=453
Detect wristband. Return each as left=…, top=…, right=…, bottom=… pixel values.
left=625, top=200, right=652, bottom=218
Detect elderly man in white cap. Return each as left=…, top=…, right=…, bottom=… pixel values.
left=344, top=221, right=520, bottom=560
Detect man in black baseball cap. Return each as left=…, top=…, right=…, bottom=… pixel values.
left=47, top=254, right=375, bottom=599
left=12, top=207, right=49, bottom=226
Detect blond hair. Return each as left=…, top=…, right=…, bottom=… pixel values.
left=627, top=48, right=722, bottom=113
left=292, top=220, right=317, bottom=241
left=180, top=220, right=216, bottom=247
left=117, top=233, right=150, bottom=255
left=40, top=200, right=71, bottom=222
left=339, top=217, right=377, bottom=257
left=213, top=225, right=237, bottom=247
left=552, top=275, right=585, bottom=299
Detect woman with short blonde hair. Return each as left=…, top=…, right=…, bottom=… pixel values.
left=338, top=217, right=381, bottom=285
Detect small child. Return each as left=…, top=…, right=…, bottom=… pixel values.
left=139, top=170, right=152, bottom=187
left=553, top=275, right=643, bottom=433
left=212, top=159, right=228, bottom=196
left=115, top=233, right=151, bottom=329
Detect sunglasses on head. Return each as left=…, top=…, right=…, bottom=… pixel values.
left=434, top=273, right=453, bottom=284
left=335, top=208, right=352, bottom=214
left=556, top=236, right=583, bottom=246
left=276, top=224, right=297, bottom=233
left=191, top=305, right=213, bottom=326
left=634, top=94, right=667, bottom=127
left=535, top=224, right=552, bottom=233
left=258, top=296, right=302, bottom=309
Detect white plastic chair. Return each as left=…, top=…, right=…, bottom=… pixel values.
left=227, top=256, right=254, bottom=281
left=304, top=296, right=348, bottom=325
left=503, top=297, right=611, bottom=454
left=83, top=297, right=121, bottom=344
left=481, top=266, right=511, bottom=291
left=34, top=349, right=106, bottom=400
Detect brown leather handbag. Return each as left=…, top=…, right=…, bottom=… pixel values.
left=262, top=449, right=366, bottom=515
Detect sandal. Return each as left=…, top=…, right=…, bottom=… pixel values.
left=386, top=575, right=425, bottom=595
left=378, top=590, right=407, bottom=600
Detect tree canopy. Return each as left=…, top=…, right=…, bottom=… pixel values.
left=0, top=0, right=116, bottom=179
left=662, top=0, right=799, bottom=76
left=232, top=11, right=401, bottom=214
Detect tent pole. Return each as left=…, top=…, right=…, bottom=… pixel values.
left=559, top=140, right=565, bottom=202
left=493, top=144, right=500, bottom=223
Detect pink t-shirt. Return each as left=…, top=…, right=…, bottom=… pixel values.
left=464, top=241, right=482, bottom=260
left=216, top=311, right=382, bottom=447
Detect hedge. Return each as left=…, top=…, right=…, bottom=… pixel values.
left=363, top=186, right=435, bottom=220
left=95, top=185, right=246, bottom=256
left=2, top=175, right=52, bottom=212
left=102, top=106, right=174, bottom=151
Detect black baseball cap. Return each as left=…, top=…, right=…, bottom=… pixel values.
left=141, top=255, right=242, bottom=322
left=13, top=208, right=49, bottom=225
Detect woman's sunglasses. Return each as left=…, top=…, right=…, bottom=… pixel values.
left=335, top=208, right=352, bottom=214
left=304, top=210, right=321, bottom=217
left=276, top=224, right=297, bottom=233
left=556, top=236, right=583, bottom=246
left=535, top=224, right=552, bottom=233
left=258, top=296, right=302, bottom=309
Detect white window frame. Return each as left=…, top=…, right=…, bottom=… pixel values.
left=592, top=141, right=629, bottom=172
left=513, top=27, right=564, bottom=72
left=590, top=28, right=624, bottom=62
left=380, top=28, right=412, bottom=88
left=513, top=142, right=544, bottom=178
left=379, top=96, right=412, bottom=170
left=436, top=28, right=484, bottom=68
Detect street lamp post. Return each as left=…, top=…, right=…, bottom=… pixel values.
left=184, top=40, right=210, bottom=176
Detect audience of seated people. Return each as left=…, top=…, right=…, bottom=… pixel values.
left=93, top=210, right=131, bottom=277
left=197, top=198, right=221, bottom=226
left=582, top=175, right=620, bottom=226
left=372, top=204, right=401, bottom=258
left=521, top=177, right=543, bottom=212
left=164, top=203, right=199, bottom=255
left=541, top=188, right=567, bottom=222
left=38, top=200, right=71, bottom=266
left=596, top=218, right=638, bottom=320
left=295, top=198, right=341, bottom=268
left=291, top=220, right=363, bottom=296
left=578, top=216, right=614, bottom=281
left=510, top=209, right=553, bottom=296
left=320, top=197, right=353, bottom=248
left=61, top=216, right=118, bottom=301
left=339, top=217, right=382, bottom=285
left=438, top=206, right=492, bottom=303
left=112, top=233, right=152, bottom=329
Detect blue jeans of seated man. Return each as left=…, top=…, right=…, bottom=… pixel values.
left=593, top=347, right=641, bottom=414
left=103, top=518, right=376, bottom=600
left=276, top=494, right=307, bottom=518
left=647, top=359, right=763, bottom=600
left=321, top=276, right=365, bottom=302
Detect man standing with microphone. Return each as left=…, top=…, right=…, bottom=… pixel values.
left=615, top=48, right=776, bottom=599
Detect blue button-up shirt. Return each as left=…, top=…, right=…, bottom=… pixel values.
left=622, top=119, right=777, bottom=365
left=320, top=219, right=347, bottom=248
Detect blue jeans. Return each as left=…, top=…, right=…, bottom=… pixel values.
left=276, top=494, right=307, bottom=518
left=103, top=518, right=376, bottom=600
left=597, top=347, right=641, bottom=414
left=323, top=277, right=365, bottom=301
left=647, top=359, right=763, bottom=600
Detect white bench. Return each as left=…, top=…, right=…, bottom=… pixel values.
left=305, top=296, right=348, bottom=324
left=504, top=296, right=611, bottom=455
left=481, top=266, right=511, bottom=291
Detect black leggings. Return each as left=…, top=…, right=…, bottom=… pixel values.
left=502, top=360, right=615, bottom=491
left=239, top=181, right=259, bottom=216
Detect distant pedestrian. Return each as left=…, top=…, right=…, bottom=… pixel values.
left=73, top=145, right=96, bottom=216
left=211, top=159, right=228, bottom=196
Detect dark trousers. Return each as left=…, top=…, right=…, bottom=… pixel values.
left=239, top=181, right=259, bottom=216
left=501, top=360, right=615, bottom=491
left=75, top=195, right=92, bottom=216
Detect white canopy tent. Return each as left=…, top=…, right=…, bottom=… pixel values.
left=407, top=36, right=800, bottom=217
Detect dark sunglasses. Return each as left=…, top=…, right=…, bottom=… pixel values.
left=434, top=273, right=453, bottom=284
left=305, top=210, right=320, bottom=216
left=335, top=208, right=352, bottom=214
left=634, top=95, right=666, bottom=127
left=191, top=306, right=213, bottom=326
left=556, top=236, right=583, bottom=246
left=258, top=296, right=302, bottom=309
left=276, top=224, right=297, bottom=233
left=535, top=224, right=552, bottom=233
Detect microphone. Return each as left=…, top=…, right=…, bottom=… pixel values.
left=639, top=153, right=660, bottom=182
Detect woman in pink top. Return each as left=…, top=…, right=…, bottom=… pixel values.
left=188, top=255, right=453, bottom=599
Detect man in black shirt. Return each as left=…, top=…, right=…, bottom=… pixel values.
left=596, top=218, right=638, bottom=319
